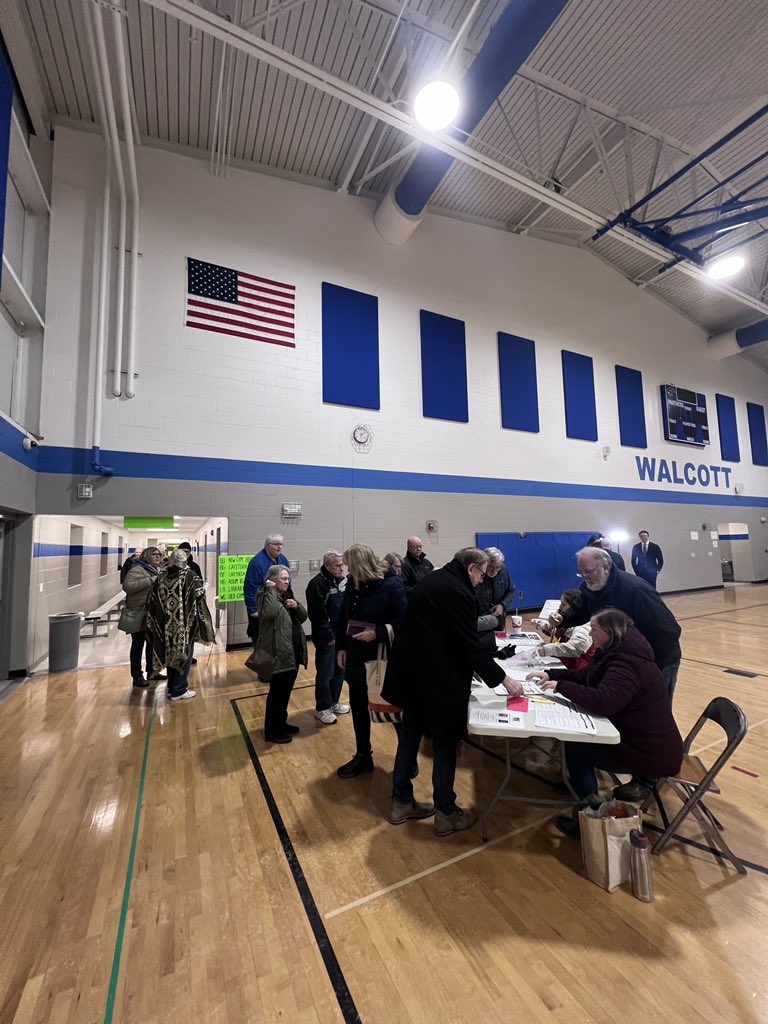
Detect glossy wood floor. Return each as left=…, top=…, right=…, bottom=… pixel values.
left=2, top=585, right=768, bottom=1024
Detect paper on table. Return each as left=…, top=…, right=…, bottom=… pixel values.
left=533, top=704, right=597, bottom=733
left=493, top=677, right=543, bottom=695
left=506, top=697, right=529, bottom=713
left=469, top=707, right=525, bottom=729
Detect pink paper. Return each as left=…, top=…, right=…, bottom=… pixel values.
left=506, top=697, right=529, bottom=713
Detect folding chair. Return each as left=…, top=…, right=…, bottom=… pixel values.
left=647, top=696, right=748, bottom=874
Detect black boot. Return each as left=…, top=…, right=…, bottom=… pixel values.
left=337, top=753, right=374, bottom=778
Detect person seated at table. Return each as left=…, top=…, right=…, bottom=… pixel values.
left=527, top=607, right=683, bottom=839
left=535, top=589, right=595, bottom=670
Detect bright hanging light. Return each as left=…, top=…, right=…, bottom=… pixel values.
left=413, top=81, right=460, bottom=131
left=706, top=254, right=746, bottom=280
left=609, top=530, right=628, bottom=544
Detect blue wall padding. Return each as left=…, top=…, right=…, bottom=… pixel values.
left=420, top=310, right=469, bottom=422
left=562, top=351, right=598, bottom=441
left=715, top=393, right=740, bottom=462
left=498, top=333, right=539, bottom=432
left=747, top=402, right=768, bottom=466
left=615, top=365, right=647, bottom=448
left=322, top=282, right=380, bottom=409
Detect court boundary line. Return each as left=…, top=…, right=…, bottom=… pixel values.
left=103, top=691, right=157, bottom=1024
left=231, top=697, right=362, bottom=1024
left=324, top=812, right=558, bottom=919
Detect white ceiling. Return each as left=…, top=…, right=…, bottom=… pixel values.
left=8, top=0, right=768, bottom=361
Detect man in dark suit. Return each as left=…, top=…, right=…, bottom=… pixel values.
left=631, top=530, right=664, bottom=589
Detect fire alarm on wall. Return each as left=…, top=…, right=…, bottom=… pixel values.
left=426, top=521, right=438, bottom=532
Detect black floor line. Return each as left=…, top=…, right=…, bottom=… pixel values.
left=676, top=602, right=768, bottom=622
left=680, top=654, right=767, bottom=677
left=642, top=822, right=768, bottom=876
left=231, top=698, right=362, bottom=1024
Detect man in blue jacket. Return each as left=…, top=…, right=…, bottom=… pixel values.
left=243, top=533, right=289, bottom=645
left=306, top=550, right=350, bottom=725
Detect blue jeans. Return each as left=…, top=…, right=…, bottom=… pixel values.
left=392, top=712, right=457, bottom=814
left=661, top=659, right=680, bottom=701
left=314, top=641, right=345, bottom=711
left=167, top=644, right=195, bottom=698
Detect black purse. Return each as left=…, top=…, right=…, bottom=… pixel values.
left=244, top=648, right=274, bottom=681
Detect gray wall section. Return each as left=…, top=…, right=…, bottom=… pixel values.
left=0, top=451, right=36, bottom=513
left=30, top=470, right=768, bottom=655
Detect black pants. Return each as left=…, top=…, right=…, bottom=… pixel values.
left=264, top=668, right=299, bottom=736
left=392, top=711, right=458, bottom=814
left=129, top=630, right=152, bottom=680
left=345, top=641, right=374, bottom=757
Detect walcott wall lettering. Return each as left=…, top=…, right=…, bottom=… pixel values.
left=635, top=456, right=732, bottom=488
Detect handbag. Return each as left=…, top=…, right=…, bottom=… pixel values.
left=244, top=648, right=274, bottom=682
left=365, top=625, right=401, bottom=723
left=117, top=606, right=146, bottom=634
left=579, top=801, right=641, bottom=892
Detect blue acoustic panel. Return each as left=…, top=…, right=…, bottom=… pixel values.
left=615, top=365, right=647, bottom=448
left=498, top=333, right=539, bottom=432
left=715, top=393, right=740, bottom=462
left=322, top=282, right=380, bottom=409
left=747, top=402, right=768, bottom=466
left=420, top=310, right=468, bottom=422
left=0, top=50, right=13, bottom=287
left=562, top=351, right=598, bottom=441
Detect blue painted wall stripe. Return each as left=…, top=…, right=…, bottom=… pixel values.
left=562, top=350, right=598, bottom=441
left=33, top=544, right=124, bottom=557
left=747, top=402, right=768, bottom=466
left=498, top=333, right=539, bottom=432
left=718, top=533, right=749, bottom=540
left=420, top=310, right=468, bottom=422
left=321, top=282, right=380, bottom=410
left=615, top=365, right=647, bottom=448
left=9, top=444, right=763, bottom=507
left=715, top=393, right=741, bottom=463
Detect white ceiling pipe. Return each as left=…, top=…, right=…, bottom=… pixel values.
left=111, top=9, right=140, bottom=400
left=83, top=3, right=113, bottom=461
left=140, top=0, right=768, bottom=320
left=92, top=3, right=128, bottom=398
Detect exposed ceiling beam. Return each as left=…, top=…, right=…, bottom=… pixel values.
left=139, top=0, right=768, bottom=319
left=0, top=0, right=50, bottom=136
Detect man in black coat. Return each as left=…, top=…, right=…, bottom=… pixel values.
left=400, top=536, right=434, bottom=591
left=559, top=547, right=681, bottom=692
left=382, top=548, right=523, bottom=836
left=631, top=530, right=664, bottom=589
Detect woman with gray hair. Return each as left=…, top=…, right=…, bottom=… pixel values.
left=256, top=563, right=308, bottom=742
left=122, top=545, right=164, bottom=688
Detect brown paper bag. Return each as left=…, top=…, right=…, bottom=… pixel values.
left=579, top=802, right=641, bottom=892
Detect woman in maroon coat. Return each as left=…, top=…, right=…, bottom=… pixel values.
left=530, top=608, right=683, bottom=808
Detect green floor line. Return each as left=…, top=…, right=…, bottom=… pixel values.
left=103, top=693, right=157, bottom=1024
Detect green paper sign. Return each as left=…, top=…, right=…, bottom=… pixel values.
left=123, top=516, right=175, bottom=529
left=218, top=554, right=253, bottom=602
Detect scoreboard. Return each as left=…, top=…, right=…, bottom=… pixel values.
left=660, top=384, right=709, bottom=446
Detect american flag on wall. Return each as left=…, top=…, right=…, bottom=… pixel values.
left=185, top=258, right=296, bottom=348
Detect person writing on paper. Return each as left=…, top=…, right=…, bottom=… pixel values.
left=382, top=548, right=524, bottom=837
left=335, top=544, right=407, bottom=778
left=527, top=608, right=683, bottom=838
left=536, top=589, right=595, bottom=671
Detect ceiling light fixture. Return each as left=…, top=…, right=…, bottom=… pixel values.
left=413, top=81, right=460, bottom=131
left=706, top=254, right=746, bottom=280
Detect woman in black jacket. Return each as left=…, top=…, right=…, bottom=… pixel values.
left=335, top=544, right=407, bottom=778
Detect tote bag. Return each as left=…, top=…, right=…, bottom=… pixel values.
left=117, top=606, right=145, bottom=634
left=365, top=625, right=401, bottom=723
left=579, top=801, right=642, bottom=892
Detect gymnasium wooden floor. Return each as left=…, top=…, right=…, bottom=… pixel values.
left=2, top=585, right=767, bottom=1024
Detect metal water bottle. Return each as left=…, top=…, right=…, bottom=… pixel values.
left=629, top=829, right=654, bottom=902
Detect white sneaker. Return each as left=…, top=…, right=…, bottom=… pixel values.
left=315, top=708, right=337, bottom=725
left=170, top=689, right=197, bottom=701
left=331, top=702, right=350, bottom=715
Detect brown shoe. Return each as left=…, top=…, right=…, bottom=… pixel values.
left=388, top=798, right=435, bottom=825
left=433, top=806, right=478, bottom=836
